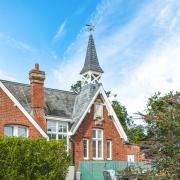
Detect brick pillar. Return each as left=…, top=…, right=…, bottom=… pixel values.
left=29, top=64, right=46, bottom=131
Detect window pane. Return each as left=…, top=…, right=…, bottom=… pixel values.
left=5, top=126, right=13, bottom=136
left=58, top=124, right=67, bottom=133
left=58, top=134, right=66, bottom=140
left=128, top=155, right=135, bottom=162
left=48, top=133, right=56, bottom=140
left=58, top=125, right=63, bottom=133
left=83, top=139, right=88, bottom=158
left=98, top=130, right=102, bottom=138
left=98, top=140, right=102, bottom=158
left=47, top=121, right=56, bottom=132
left=92, top=130, right=96, bottom=138
left=63, top=125, right=67, bottom=133
left=107, top=141, right=111, bottom=159
left=58, top=134, right=67, bottom=143
left=92, top=141, right=96, bottom=158
left=58, top=134, right=62, bottom=139
left=18, top=127, right=27, bottom=137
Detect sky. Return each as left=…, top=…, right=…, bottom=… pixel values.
left=0, top=0, right=180, bottom=122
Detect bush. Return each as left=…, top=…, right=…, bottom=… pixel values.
left=118, top=165, right=155, bottom=180
left=0, top=137, right=71, bottom=180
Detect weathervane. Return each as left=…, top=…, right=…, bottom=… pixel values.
left=86, top=23, right=95, bottom=33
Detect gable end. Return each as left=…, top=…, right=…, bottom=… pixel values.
left=0, top=80, right=48, bottom=139
left=70, top=85, right=128, bottom=142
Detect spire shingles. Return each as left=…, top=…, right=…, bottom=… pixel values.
left=80, top=34, right=104, bottom=74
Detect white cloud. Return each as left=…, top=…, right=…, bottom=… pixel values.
left=52, top=0, right=180, bottom=119
left=113, top=36, right=180, bottom=117
left=53, top=20, right=66, bottom=41
left=0, top=33, right=35, bottom=52
left=0, top=70, right=15, bottom=81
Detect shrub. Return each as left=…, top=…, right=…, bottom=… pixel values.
left=0, top=137, right=71, bottom=180
left=118, top=165, right=155, bottom=180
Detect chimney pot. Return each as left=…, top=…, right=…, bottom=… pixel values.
left=35, top=63, right=39, bottom=71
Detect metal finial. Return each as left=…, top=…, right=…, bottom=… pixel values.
left=86, top=23, right=95, bottom=33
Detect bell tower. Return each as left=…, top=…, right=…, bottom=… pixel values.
left=80, top=24, right=104, bottom=85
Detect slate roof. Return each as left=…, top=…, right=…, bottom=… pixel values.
left=1, top=80, right=100, bottom=125
left=1, top=80, right=77, bottom=119
left=80, top=34, right=104, bottom=74
left=71, top=83, right=100, bottom=131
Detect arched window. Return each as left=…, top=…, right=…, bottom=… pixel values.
left=4, top=125, right=28, bottom=138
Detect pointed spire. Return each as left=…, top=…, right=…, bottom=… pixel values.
left=80, top=34, right=104, bottom=75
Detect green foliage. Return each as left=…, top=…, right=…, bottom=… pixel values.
left=0, top=137, right=71, bottom=180
left=112, top=100, right=146, bottom=144
left=105, top=90, right=111, bottom=97
left=118, top=165, right=154, bottom=180
left=112, top=100, right=132, bottom=130
left=128, top=125, right=145, bottom=144
left=139, top=91, right=180, bottom=179
left=70, top=80, right=81, bottom=94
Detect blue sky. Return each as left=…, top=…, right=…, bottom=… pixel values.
left=0, top=0, right=180, bottom=119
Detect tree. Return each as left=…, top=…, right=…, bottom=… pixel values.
left=139, top=92, right=180, bottom=179
left=112, top=100, right=131, bottom=131
left=70, top=81, right=81, bottom=94
left=128, top=125, right=145, bottom=144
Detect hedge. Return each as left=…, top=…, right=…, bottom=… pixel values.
left=0, top=137, right=71, bottom=180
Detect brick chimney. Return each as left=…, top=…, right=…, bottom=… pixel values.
left=29, top=64, right=46, bottom=131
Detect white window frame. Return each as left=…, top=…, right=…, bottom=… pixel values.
left=83, top=138, right=89, bottom=160
left=4, top=125, right=29, bottom=138
left=107, top=140, right=112, bottom=160
left=92, top=129, right=103, bottom=160
left=47, top=120, right=69, bottom=150
left=127, top=155, right=135, bottom=162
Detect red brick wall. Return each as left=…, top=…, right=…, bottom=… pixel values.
left=0, top=88, right=42, bottom=138
left=124, top=144, right=141, bottom=162
left=71, top=97, right=141, bottom=171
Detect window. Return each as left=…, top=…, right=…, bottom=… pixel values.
left=5, top=126, right=13, bottom=136
left=94, top=104, right=103, bottom=120
left=83, top=139, right=89, bottom=160
left=47, top=121, right=68, bottom=144
left=4, top=125, right=28, bottom=138
left=18, top=127, right=27, bottom=137
left=128, top=155, right=135, bottom=162
left=107, top=140, right=112, bottom=160
left=92, top=129, right=103, bottom=160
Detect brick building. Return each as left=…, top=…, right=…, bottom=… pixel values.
left=0, top=33, right=141, bottom=173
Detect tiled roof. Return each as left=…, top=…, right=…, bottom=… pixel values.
left=80, top=34, right=104, bottom=74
